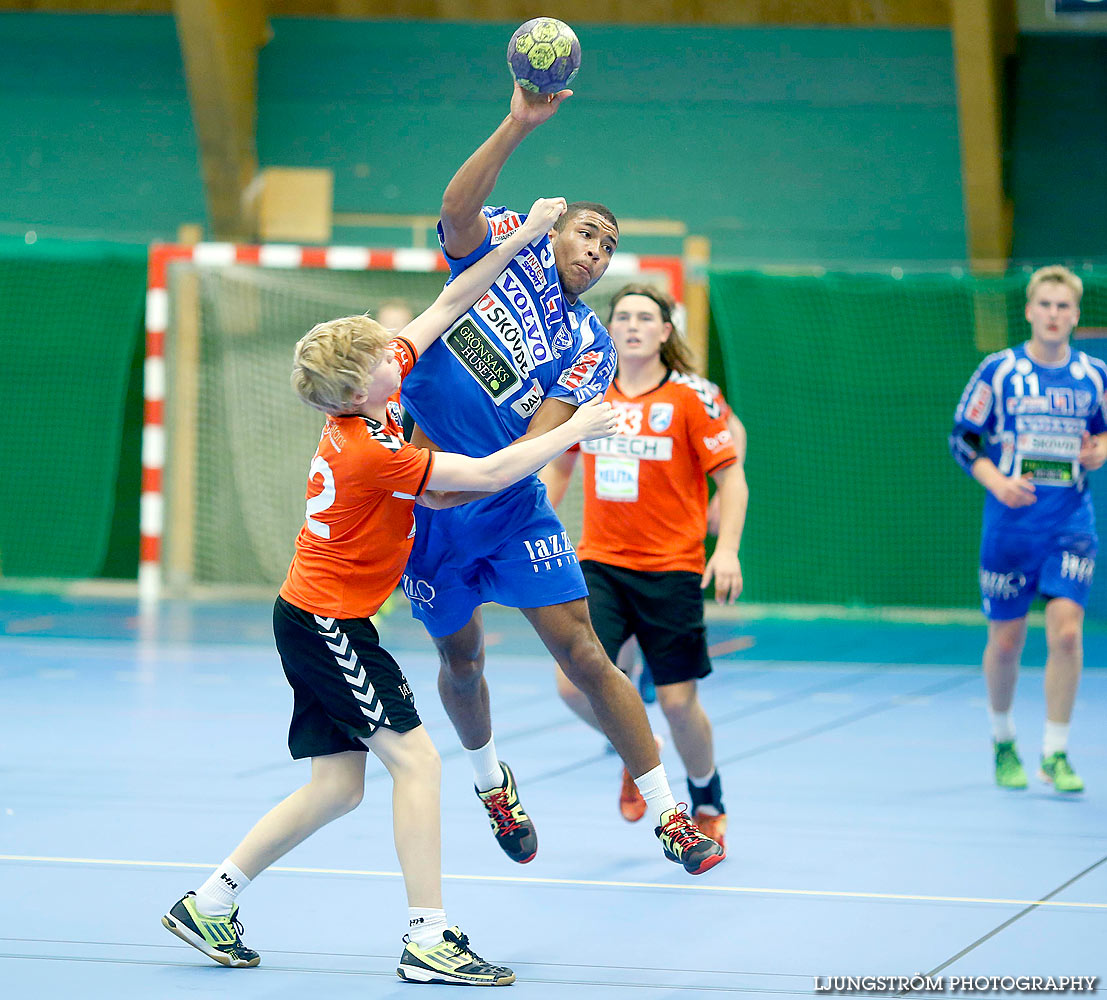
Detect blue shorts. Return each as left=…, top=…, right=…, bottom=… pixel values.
left=402, top=478, right=587, bottom=638
left=978, top=528, right=1097, bottom=620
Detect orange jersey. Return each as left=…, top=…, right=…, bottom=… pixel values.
left=577, top=370, right=737, bottom=574
left=280, top=337, right=435, bottom=619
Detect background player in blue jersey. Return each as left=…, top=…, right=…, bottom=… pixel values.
left=400, top=81, right=724, bottom=876
left=950, top=265, right=1107, bottom=793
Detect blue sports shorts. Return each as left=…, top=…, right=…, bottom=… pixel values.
left=402, top=478, right=587, bottom=637
left=978, top=528, right=1097, bottom=620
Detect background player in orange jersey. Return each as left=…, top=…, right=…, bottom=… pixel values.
left=541, top=284, right=748, bottom=849
left=162, top=197, right=619, bottom=987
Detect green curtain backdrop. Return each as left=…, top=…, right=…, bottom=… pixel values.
left=710, top=268, right=1107, bottom=609
left=0, top=240, right=146, bottom=578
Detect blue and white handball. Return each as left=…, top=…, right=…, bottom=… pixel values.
left=507, top=17, right=581, bottom=95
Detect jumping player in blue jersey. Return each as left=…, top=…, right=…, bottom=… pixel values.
left=951, top=265, right=1107, bottom=794
left=400, top=82, right=724, bottom=876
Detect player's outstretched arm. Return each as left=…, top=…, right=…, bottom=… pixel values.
left=440, top=82, right=572, bottom=259
left=703, top=461, right=748, bottom=605
left=427, top=398, right=614, bottom=494
left=399, top=197, right=566, bottom=357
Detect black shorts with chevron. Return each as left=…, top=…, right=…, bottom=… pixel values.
left=273, top=596, right=421, bottom=759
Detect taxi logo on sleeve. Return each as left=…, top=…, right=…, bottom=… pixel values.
left=648, top=403, right=674, bottom=432
left=489, top=212, right=522, bottom=244
left=558, top=350, right=603, bottom=391
left=703, top=428, right=733, bottom=452
left=966, top=382, right=993, bottom=424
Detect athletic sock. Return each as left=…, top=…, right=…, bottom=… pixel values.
left=193, top=859, right=250, bottom=917
left=634, top=763, right=678, bottom=827
left=988, top=708, right=1016, bottom=743
left=407, top=907, right=448, bottom=949
left=1042, top=719, right=1070, bottom=758
left=466, top=736, right=504, bottom=793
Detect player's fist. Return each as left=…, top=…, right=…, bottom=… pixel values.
left=1079, top=431, right=1106, bottom=471
left=994, top=472, right=1037, bottom=508
left=521, top=197, right=567, bottom=241
left=510, top=81, right=572, bottom=127
left=569, top=397, right=618, bottom=441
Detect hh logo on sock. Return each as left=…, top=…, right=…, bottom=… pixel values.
left=409, top=917, right=425, bottom=928
left=220, top=873, right=239, bottom=890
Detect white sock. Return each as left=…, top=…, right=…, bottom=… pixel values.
left=1043, top=719, right=1070, bottom=758
left=407, top=907, right=448, bottom=949
left=466, top=736, right=503, bottom=793
left=688, top=769, right=715, bottom=788
left=988, top=708, right=1015, bottom=743
left=193, top=859, right=250, bottom=917
left=634, top=763, right=677, bottom=826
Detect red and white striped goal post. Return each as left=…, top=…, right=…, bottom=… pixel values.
left=141, top=241, right=684, bottom=602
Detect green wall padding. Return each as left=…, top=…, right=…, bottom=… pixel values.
left=0, top=240, right=146, bottom=578
left=709, top=268, right=1107, bottom=608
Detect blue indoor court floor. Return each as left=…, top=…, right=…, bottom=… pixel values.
left=1, top=591, right=1105, bottom=998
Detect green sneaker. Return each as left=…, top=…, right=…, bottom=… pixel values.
left=994, top=741, right=1028, bottom=789
left=161, top=892, right=260, bottom=967
left=1039, top=751, right=1084, bottom=793
left=397, top=926, right=515, bottom=986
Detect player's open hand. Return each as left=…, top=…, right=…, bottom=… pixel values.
left=510, top=81, right=572, bottom=127
left=994, top=472, right=1037, bottom=508
left=522, top=197, right=567, bottom=241
left=568, top=397, right=618, bottom=441
left=1079, top=431, right=1107, bottom=471
left=702, top=550, right=743, bottom=605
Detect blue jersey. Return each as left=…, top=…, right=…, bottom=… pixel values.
left=401, top=205, right=617, bottom=458
left=951, top=343, right=1107, bottom=534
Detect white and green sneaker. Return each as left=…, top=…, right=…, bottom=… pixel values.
left=397, top=926, right=514, bottom=986
left=161, top=891, right=260, bottom=968
left=1039, top=751, right=1084, bottom=793
left=994, top=741, right=1028, bottom=789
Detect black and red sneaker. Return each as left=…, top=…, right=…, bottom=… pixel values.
left=475, top=762, right=538, bottom=864
left=655, top=804, right=725, bottom=875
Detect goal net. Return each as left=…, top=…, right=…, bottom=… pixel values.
left=143, top=243, right=684, bottom=597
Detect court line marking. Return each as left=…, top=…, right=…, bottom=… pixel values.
left=2, top=854, right=1104, bottom=910
left=898, top=854, right=1107, bottom=996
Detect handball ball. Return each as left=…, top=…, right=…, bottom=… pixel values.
left=507, top=17, right=581, bottom=94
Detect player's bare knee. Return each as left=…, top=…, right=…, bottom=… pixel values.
left=657, top=682, right=697, bottom=721
left=560, top=639, right=614, bottom=692
left=313, top=774, right=364, bottom=816
left=1048, top=621, right=1082, bottom=657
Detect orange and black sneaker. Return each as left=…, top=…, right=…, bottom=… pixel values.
left=656, top=804, right=725, bottom=875
left=688, top=770, right=727, bottom=850
left=475, top=762, right=537, bottom=864
left=619, top=767, right=647, bottom=822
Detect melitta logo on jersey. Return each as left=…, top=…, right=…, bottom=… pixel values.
left=966, top=382, right=992, bottom=424
left=476, top=291, right=533, bottom=378
left=499, top=270, right=550, bottom=363
left=510, top=379, right=545, bottom=418
left=489, top=212, right=522, bottom=244
left=581, top=435, right=674, bottom=461
left=444, top=317, right=521, bottom=403
left=558, top=350, right=603, bottom=391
